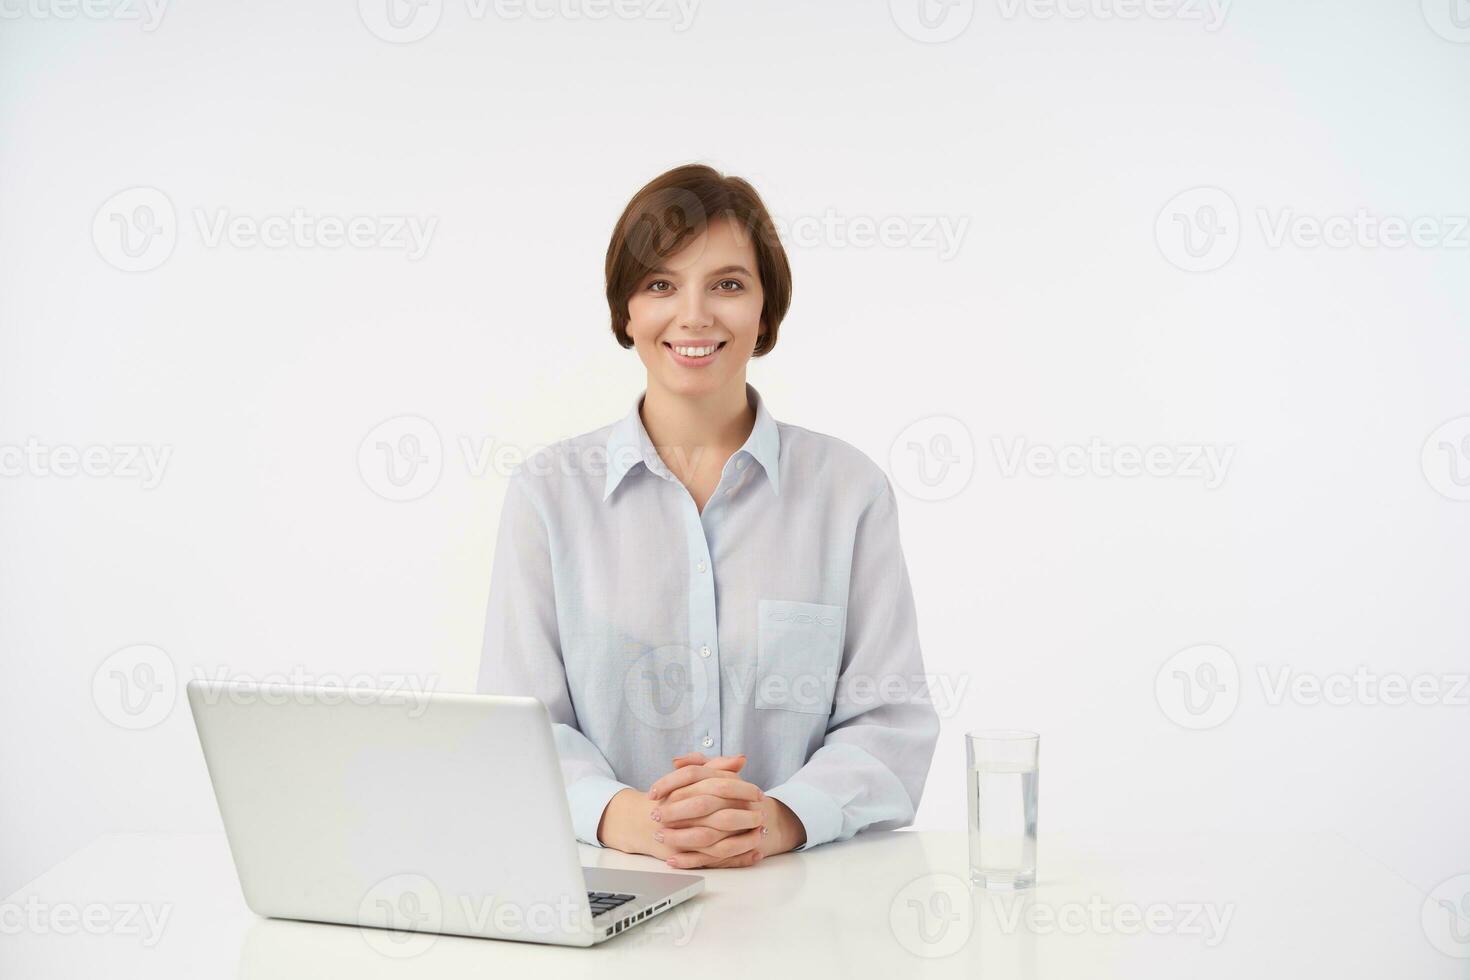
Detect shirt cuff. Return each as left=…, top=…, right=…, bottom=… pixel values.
left=566, top=775, right=633, bottom=848
left=765, top=779, right=844, bottom=851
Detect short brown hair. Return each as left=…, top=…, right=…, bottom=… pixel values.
left=605, top=164, right=792, bottom=357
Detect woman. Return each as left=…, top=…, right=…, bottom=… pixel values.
left=478, top=164, right=939, bottom=869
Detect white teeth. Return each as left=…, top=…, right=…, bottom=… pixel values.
left=672, top=344, right=718, bottom=357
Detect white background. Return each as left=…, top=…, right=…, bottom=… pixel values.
left=2, top=0, right=1467, bottom=909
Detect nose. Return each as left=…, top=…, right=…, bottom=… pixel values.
left=677, top=288, right=714, bottom=332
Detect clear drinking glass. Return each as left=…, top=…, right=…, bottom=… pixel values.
left=966, top=730, right=1039, bottom=889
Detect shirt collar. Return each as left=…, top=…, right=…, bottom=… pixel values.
left=602, top=382, right=781, bottom=502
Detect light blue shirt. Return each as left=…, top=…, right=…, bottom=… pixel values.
left=477, top=383, right=940, bottom=850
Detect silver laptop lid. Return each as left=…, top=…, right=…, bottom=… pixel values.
left=187, top=681, right=598, bottom=947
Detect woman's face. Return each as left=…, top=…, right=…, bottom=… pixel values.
left=624, top=214, right=766, bottom=398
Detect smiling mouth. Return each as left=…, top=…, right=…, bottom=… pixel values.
left=663, top=341, right=727, bottom=360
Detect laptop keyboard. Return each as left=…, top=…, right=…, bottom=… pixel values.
left=588, top=891, right=637, bottom=918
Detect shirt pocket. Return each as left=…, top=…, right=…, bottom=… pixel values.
left=755, top=599, right=846, bottom=715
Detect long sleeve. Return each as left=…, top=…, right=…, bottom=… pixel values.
left=764, top=479, right=941, bottom=850
left=476, top=468, right=632, bottom=847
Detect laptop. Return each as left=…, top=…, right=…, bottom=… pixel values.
left=187, top=679, right=703, bottom=947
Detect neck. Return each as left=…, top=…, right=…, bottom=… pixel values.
left=640, top=376, right=755, bottom=480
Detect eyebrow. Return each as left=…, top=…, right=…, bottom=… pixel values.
left=647, top=264, right=754, bottom=279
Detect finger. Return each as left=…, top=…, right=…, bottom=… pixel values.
left=659, top=800, right=761, bottom=829
left=670, top=753, right=744, bottom=774
left=665, top=777, right=764, bottom=805
left=668, top=805, right=765, bottom=833
left=657, top=807, right=764, bottom=844
left=656, top=825, right=727, bottom=850
left=653, top=794, right=731, bottom=824
left=666, top=846, right=763, bottom=870
left=650, top=764, right=757, bottom=801
left=708, top=850, right=763, bottom=869
left=693, top=827, right=765, bottom=861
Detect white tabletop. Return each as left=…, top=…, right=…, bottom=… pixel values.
left=1, top=829, right=1459, bottom=978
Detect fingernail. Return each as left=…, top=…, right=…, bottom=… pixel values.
left=653, top=831, right=664, bottom=843
left=650, top=810, right=661, bottom=822
left=666, top=858, right=677, bottom=867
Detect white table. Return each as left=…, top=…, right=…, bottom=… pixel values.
left=1, top=829, right=1459, bottom=978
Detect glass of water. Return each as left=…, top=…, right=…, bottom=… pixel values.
left=966, top=730, right=1039, bottom=890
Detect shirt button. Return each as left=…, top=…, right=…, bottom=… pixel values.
left=696, top=560, right=707, bottom=573
left=724, top=487, right=734, bottom=495
left=701, top=735, right=713, bottom=748
left=736, top=459, right=747, bottom=470
left=700, top=645, right=711, bottom=658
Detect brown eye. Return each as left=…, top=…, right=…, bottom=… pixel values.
left=648, top=280, right=672, bottom=293
left=716, top=279, right=743, bottom=292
